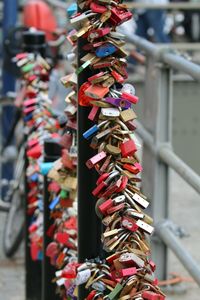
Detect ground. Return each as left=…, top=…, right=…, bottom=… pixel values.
left=0, top=171, right=199, bottom=299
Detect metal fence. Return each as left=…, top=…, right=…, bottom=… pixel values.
left=124, top=33, right=200, bottom=286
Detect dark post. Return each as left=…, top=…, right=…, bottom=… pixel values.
left=1, top=0, right=17, bottom=207
left=77, top=25, right=103, bottom=300
left=24, top=30, right=46, bottom=300
left=42, top=140, right=62, bottom=300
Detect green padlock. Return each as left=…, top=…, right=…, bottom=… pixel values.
left=21, top=63, right=35, bottom=73
left=60, top=189, right=69, bottom=199
left=107, top=283, right=123, bottom=300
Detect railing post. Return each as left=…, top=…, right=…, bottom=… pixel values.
left=42, top=139, right=62, bottom=300
left=141, top=58, right=173, bottom=280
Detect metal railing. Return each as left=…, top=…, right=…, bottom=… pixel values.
left=125, top=33, right=200, bottom=286
left=125, top=2, right=200, bottom=10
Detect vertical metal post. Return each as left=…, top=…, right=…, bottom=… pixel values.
left=1, top=0, right=17, bottom=202
left=42, top=140, right=62, bottom=300
left=24, top=31, right=46, bottom=300
left=77, top=31, right=102, bottom=300
left=25, top=153, right=42, bottom=300
left=142, top=58, right=173, bottom=280
left=2, top=0, right=17, bottom=93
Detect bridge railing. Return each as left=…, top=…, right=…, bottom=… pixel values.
left=124, top=32, right=200, bottom=286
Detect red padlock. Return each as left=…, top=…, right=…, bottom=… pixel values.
left=90, top=2, right=107, bottom=13
left=78, top=82, right=94, bottom=106
left=26, top=144, right=42, bottom=159
left=86, top=290, right=97, bottom=300
left=110, top=7, right=133, bottom=26
left=88, top=105, right=99, bottom=121
left=121, top=216, right=139, bottom=232
left=111, top=267, right=137, bottom=279
left=123, top=162, right=143, bottom=174
left=142, top=291, right=165, bottom=300
left=120, top=139, right=137, bottom=157
left=55, top=232, right=70, bottom=245
left=98, top=199, right=113, bottom=215
left=88, top=27, right=110, bottom=40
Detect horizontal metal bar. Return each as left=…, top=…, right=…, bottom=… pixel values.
left=127, top=42, right=200, bottom=51
left=158, top=145, right=200, bottom=195
left=125, top=34, right=158, bottom=58
left=125, top=34, right=200, bottom=81
left=157, top=43, right=200, bottom=51
left=46, top=0, right=68, bottom=9
left=156, top=220, right=200, bottom=286
left=125, top=2, right=200, bottom=10
left=136, top=121, right=200, bottom=194
left=162, top=52, right=200, bottom=81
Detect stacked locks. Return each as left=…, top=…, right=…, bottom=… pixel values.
left=45, top=69, right=78, bottom=298
left=69, top=1, right=165, bottom=300
left=43, top=1, right=165, bottom=300
left=15, top=52, right=62, bottom=260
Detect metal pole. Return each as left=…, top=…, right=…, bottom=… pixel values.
left=42, top=140, right=62, bottom=300
left=2, top=0, right=17, bottom=93
left=1, top=0, right=17, bottom=207
left=141, top=59, right=173, bottom=280
left=77, top=10, right=102, bottom=300
left=156, top=220, right=200, bottom=286
left=24, top=31, right=46, bottom=300
left=162, top=52, right=200, bottom=82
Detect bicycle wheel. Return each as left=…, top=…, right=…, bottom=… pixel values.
left=3, top=186, right=24, bottom=257
left=3, top=145, right=25, bottom=258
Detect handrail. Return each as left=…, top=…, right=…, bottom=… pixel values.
left=125, top=2, right=200, bottom=10
left=124, top=33, right=200, bottom=81
left=135, top=121, right=200, bottom=195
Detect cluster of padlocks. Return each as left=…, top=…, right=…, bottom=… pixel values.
left=15, top=52, right=62, bottom=260
left=60, top=0, right=165, bottom=299
left=15, top=1, right=166, bottom=299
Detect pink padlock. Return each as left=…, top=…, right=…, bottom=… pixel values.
left=86, top=151, right=107, bottom=169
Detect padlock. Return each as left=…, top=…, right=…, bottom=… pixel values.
left=78, top=82, right=94, bottom=106
left=119, top=252, right=145, bottom=268
left=104, top=97, right=131, bottom=109
left=86, top=151, right=107, bottom=169
left=83, top=120, right=108, bottom=139
left=142, top=291, right=165, bottom=300
left=84, top=84, right=109, bottom=99
left=120, top=139, right=137, bottom=157
left=88, top=106, right=100, bottom=121
left=101, top=107, right=120, bottom=118
left=88, top=27, right=110, bottom=40
left=111, top=267, right=137, bottom=279
left=90, top=2, right=107, bottom=13
left=121, top=216, right=139, bottom=232
left=95, top=43, right=117, bottom=58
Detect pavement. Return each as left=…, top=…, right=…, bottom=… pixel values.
left=0, top=171, right=199, bottom=299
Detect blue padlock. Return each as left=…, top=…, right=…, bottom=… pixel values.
left=38, top=199, right=43, bottom=211
left=38, top=251, right=43, bottom=260
left=83, top=124, right=99, bottom=139
left=49, top=196, right=60, bottom=210
left=83, top=120, right=108, bottom=139
left=95, top=43, right=117, bottom=58
left=67, top=3, right=77, bottom=17
left=40, top=162, right=54, bottom=175
left=24, top=113, right=33, bottom=122
left=30, top=173, right=39, bottom=182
